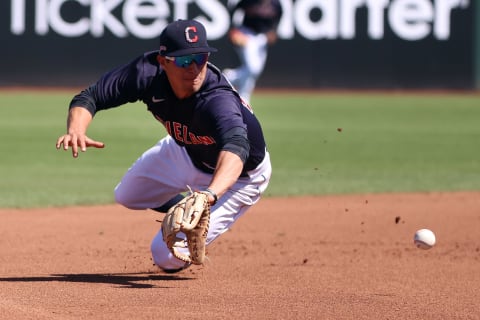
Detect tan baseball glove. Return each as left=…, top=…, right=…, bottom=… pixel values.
left=161, top=191, right=211, bottom=265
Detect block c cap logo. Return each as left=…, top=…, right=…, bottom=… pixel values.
left=185, top=26, right=199, bottom=43
left=159, top=19, right=217, bottom=57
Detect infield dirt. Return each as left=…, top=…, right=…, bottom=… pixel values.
left=1, top=192, right=479, bottom=319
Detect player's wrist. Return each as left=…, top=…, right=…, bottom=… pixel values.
left=204, top=188, right=218, bottom=205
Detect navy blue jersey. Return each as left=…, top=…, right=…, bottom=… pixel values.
left=70, top=51, right=266, bottom=176
left=234, top=0, right=283, bottom=34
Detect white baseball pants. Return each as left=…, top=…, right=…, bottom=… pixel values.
left=114, top=135, right=272, bottom=270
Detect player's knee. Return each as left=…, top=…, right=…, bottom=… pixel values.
left=114, top=187, right=140, bottom=210
left=150, top=235, right=188, bottom=270
left=114, top=189, right=129, bottom=207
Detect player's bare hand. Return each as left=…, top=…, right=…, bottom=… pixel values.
left=56, top=133, right=105, bottom=158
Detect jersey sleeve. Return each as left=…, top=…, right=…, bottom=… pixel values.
left=203, top=94, right=251, bottom=164
left=219, top=127, right=250, bottom=164
left=69, top=52, right=157, bottom=116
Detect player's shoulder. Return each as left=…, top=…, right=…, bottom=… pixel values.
left=138, top=51, right=161, bottom=73
left=201, top=85, right=241, bottom=112
left=144, top=50, right=161, bottom=63
left=203, top=64, right=239, bottom=95
left=124, top=50, right=163, bottom=89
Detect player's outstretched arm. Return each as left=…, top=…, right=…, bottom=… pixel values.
left=56, top=106, right=105, bottom=158
left=207, top=150, right=244, bottom=200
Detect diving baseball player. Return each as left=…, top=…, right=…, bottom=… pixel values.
left=56, top=19, right=272, bottom=273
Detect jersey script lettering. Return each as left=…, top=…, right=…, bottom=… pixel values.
left=165, top=121, right=215, bottom=145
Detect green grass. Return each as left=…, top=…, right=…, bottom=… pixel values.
left=253, top=93, right=480, bottom=196
left=0, top=90, right=479, bottom=208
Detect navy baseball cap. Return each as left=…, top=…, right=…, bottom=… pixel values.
left=159, top=19, right=217, bottom=57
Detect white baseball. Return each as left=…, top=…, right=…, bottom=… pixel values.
left=414, top=229, right=436, bottom=250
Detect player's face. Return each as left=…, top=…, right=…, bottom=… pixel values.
left=157, top=53, right=209, bottom=99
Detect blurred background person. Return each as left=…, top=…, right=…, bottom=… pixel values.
left=223, top=0, right=283, bottom=103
